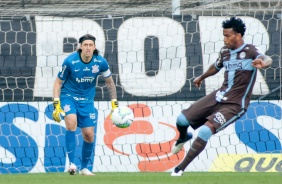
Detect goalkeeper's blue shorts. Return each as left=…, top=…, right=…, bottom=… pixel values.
left=60, top=95, right=98, bottom=128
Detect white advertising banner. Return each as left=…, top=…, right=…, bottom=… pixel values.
left=0, top=100, right=281, bottom=173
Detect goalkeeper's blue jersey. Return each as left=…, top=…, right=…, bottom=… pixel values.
left=57, top=51, right=111, bottom=103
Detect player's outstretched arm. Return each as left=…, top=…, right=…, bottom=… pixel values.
left=252, top=55, right=272, bottom=69
left=193, top=64, right=219, bottom=88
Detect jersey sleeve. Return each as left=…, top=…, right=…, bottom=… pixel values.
left=254, top=46, right=265, bottom=59
left=214, top=50, right=224, bottom=70
left=99, top=56, right=111, bottom=78
left=57, top=58, right=70, bottom=80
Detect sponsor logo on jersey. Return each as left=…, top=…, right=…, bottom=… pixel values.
left=89, top=113, right=96, bottom=120
left=221, top=48, right=229, bottom=53
left=60, top=65, right=67, bottom=78
left=73, top=97, right=88, bottom=101
left=63, top=104, right=71, bottom=112
left=239, top=52, right=246, bottom=59
left=92, top=65, right=99, bottom=73
left=74, top=69, right=80, bottom=72
left=83, top=67, right=90, bottom=71
left=72, top=60, right=80, bottom=65
left=94, top=58, right=101, bottom=62
left=213, top=111, right=226, bottom=125
left=225, top=62, right=243, bottom=70
left=216, top=57, right=222, bottom=67
left=215, top=91, right=228, bottom=101
left=76, top=77, right=95, bottom=83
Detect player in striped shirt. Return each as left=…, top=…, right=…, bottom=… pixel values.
left=171, top=17, right=272, bottom=176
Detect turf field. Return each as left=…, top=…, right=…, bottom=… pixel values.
left=1, top=172, right=281, bottom=184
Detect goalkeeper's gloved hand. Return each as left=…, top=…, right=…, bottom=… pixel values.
left=110, top=99, right=119, bottom=119
left=52, top=98, right=66, bottom=122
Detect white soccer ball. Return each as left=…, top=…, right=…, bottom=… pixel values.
left=111, top=106, right=134, bottom=128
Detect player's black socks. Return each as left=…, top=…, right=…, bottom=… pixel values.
left=176, top=124, right=189, bottom=140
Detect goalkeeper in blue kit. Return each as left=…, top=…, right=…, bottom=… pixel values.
left=52, top=34, right=118, bottom=176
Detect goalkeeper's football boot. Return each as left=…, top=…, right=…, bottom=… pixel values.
left=171, top=166, right=184, bottom=176
left=171, top=132, right=193, bottom=154
left=68, top=163, right=77, bottom=175
left=79, top=168, right=95, bottom=176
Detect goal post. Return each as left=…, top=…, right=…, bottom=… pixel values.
left=0, top=0, right=281, bottom=173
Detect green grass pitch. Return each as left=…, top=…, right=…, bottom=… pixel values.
left=1, top=172, right=281, bottom=184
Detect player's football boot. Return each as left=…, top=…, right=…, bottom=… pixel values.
left=68, top=163, right=77, bottom=175
left=171, top=166, right=184, bottom=176
left=171, top=132, right=193, bottom=154
left=79, top=168, right=95, bottom=176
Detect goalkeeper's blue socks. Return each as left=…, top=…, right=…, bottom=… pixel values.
left=65, top=130, right=76, bottom=164
left=81, top=141, right=94, bottom=170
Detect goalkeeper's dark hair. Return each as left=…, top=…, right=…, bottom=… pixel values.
left=222, top=17, right=246, bottom=37
left=77, top=34, right=99, bottom=55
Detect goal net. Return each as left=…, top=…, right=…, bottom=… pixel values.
left=0, top=0, right=281, bottom=173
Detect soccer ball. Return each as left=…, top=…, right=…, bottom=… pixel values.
left=111, top=106, right=134, bottom=128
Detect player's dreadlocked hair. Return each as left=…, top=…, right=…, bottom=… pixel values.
left=77, top=34, right=100, bottom=55
left=222, top=17, right=246, bottom=37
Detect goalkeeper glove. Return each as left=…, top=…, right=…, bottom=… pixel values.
left=110, top=99, right=119, bottom=118
left=52, top=98, right=66, bottom=122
